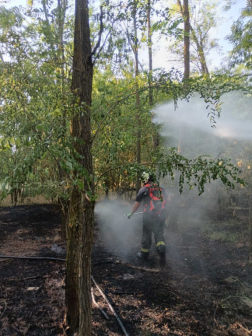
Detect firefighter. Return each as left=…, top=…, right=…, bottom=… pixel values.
left=127, top=173, right=167, bottom=266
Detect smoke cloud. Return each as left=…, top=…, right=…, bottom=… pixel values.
left=154, top=92, right=252, bottom=145
left=153, top=91, right=251, bottom=233
left=95, top=200, right=143, bottom=261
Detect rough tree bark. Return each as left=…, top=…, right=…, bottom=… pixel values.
left=66, top=0, right=95, bottom=334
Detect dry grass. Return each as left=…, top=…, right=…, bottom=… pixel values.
left=0, top=195, right=51, bottom=207
left=0, top=191, right=134, bottom=207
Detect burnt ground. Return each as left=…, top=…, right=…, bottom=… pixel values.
left=0, top=203, right=252, bottom=336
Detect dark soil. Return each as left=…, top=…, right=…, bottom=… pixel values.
left=0, top=203, right=252, bottom=336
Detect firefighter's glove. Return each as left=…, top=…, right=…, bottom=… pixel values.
left=126, top=213, right=132, bottom=219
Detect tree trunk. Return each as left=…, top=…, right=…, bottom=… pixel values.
left=178, top=0, right=208, bottom=77
left=66, top=187, right=80, bottom=332
left=133, top=0, right=141, bottom=193
left=66, top=0, right=94, bottom=334
left=183, top=0, right=190, bottom=80
left=41, top=0, right=56, bottom=54
left=190, top=25, right=209, bottom=75
left=147, top=0, right=153, bottom=110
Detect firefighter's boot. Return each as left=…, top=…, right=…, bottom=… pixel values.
left=137, top=251, right=149, bottom=261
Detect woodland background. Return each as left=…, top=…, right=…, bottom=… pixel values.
left=0, top=0, right=252, bottom=335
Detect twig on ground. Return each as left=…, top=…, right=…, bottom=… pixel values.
left=116, top=260, right=160, bottom=273
left=23, top=275, right=50, bottom=281
left=91, top=276, right=129, bottom=336
left=92, top=259, right=159, bottom=272
left=236, top=322, right=252, bottom=333
left=60, top=323, right=67, bottom=336
left=0, top=254, right=158, bottom=275
left=91, top=287, right=110, bottom=320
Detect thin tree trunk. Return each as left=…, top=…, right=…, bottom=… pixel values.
left=147, top=0, right=153, bottom=110
left=178, top=0, right=208, bottom=77
left=190, top=25, right=209, bottom=75
left=66, top=187, right=80, bottom=332
left=133, top=0, right=141, bottom=192
left=66, top=0, right=94, bottom=334
left=41, top=0, right=56, bottom=54
left=178, top=0, right=190, bottom=80
left=58, top=0, right=67, bottom=91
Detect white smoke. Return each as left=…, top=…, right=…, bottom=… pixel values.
left=153, top=92, right=252, bottom=142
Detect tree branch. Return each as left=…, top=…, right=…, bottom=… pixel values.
left=91, top=276, right=129, bottom=336
left=91, top=6, right=104, bottom=57
left=124, top=27, right=144, bottom=72
left=92, top=27, right=112, bottom=65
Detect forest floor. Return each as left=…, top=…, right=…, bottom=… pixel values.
left=0, top=203, right=252, bottom=336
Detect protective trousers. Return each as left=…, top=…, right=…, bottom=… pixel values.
left=140, top=213, right=166, bottom=258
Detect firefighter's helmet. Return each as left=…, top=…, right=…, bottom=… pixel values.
left=142, top=172, right=154, bottom=183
